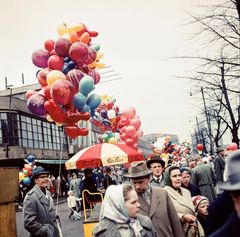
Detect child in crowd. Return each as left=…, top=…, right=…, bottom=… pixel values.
left=192, top=195, right=209, bottom=233
left=67, top=190, right=82, bottom=220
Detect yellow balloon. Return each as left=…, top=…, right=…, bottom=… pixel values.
left=47, top=70, right=66, bottom=86
left=101, top=94, right=108, bottom=103
left=108, top=137, right=117, bottom=144
left=57, top=23, right=69, bottom=36
left=69, top=24, right=84, bottom=33
left=19, top=172, right=25, bottom=181
left=46, top=115, right=54, bottom=122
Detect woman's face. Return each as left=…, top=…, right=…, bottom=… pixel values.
left=181, top=171, right=190, bottom=187
left=170, top=169, right=182, bottom=189
left=125, top=189, right=141, bottom=218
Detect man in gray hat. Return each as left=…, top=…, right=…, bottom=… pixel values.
left=208, top=150, right=240, bottom=237
left=23, top=166, right=61, bottom=237
left=124, top=161, right=184, bottom=237
left=146, top=156, right=166, bottom=187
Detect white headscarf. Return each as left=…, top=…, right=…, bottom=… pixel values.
left=100, top=184, right=128, bottom=223
left=99, top=184, right=143, bottom=237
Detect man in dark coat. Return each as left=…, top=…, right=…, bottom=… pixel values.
left=23, top=166, right=61, bottom=237
left=103, top=167, right=116, bottom=190
left=208, top=150, right=240, bottom=237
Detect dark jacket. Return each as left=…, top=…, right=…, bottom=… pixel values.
left=208, top=212, right=240, bottom=237
left=103, top=174, right=116, bottom=190
left=205, top=191, right=234, bottom=235
left=182, top=183, right=201, bottom=197
left=92, top=214, right=158, bottom=237
left=23, top=185, right=60, bottom=237
left=214, top=155, right=225, bottom=182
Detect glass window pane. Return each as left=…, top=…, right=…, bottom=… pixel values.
left=33, top=133, right=38, bottom=140
left=44, top=142, right=48, bottom=149
left=33, top=125, right=37, bottom=132
left=32, top=119, right=37, bottom=125
left=39, top=141, right=44, bottom=149
left=22, top=131, right=27, bottom=138
left=34, top=140, right=39, bottom=148
left=29, top=140, right=33, bottom=147
left=38, top=126, right=42, bottom=133
left=49, top=143, right=53, bottom=149
left=27, top=131, right=33, bottom=139
left=23, top=139, right=28, bottom=147
left=26, top=117, right=31, bottom=123
left=21, top=122, right=27, bottom=130
left=21, top=116, right=26, bottom=122
left=1, top=113, right=7, bottom=120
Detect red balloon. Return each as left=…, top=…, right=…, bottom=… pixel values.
left=51, top=79, right=74, bottom=106
left=37, top=68, right=50, bottom=87
left=230, top=142, right=238, bottom=151
left=54, top=38, right=71, bottom=57
left=120, top=133, right=127, bottom=141
left=66, top=111, right=90, bottom=124
left=226, top=145, right=231, bottom=151
left=123, top=107, right=136, bottom=119
left=69, top=42, right=89, bottom=65
left=44, top=99, right=67, bottom=123
left=43, top=86, right=51, bottom=99
left=196, top=144, right=203, bottom=151
left=44, top=39, right=55, bottom=52
left=48, top=55, right=64, bottom=70
left=125, top=138, right=135, bottom=146
left=64, top=124, right=88, bottom=139
left=67, top=69, right=84, bottom=93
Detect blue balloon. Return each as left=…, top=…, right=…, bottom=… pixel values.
left=73, top=93, right=86, bottom=110
left=90, top=109, right=96, bottom=117
left=86, top=94, right=101, bottom=109
left=79, top=76, right=95, bottom=96
left=79, top=104, right=90, bottom=113
left=27, top=154, right=35, bottom=163
left=23, top=177, right=31, bottom=186
left=91, top=44, right=100, bottom=52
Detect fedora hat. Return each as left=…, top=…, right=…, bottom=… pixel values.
left=216, top=147, right=224, bottom=153
left=218, top=150, right=240, bottom=191
left=124, top=161, right=152, bottom=179
left=32, top=166, right=50, bottom=179
left=146, top=155, right=165, bottom=168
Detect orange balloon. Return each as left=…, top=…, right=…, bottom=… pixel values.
left=79, top=32, right=90, bottom=44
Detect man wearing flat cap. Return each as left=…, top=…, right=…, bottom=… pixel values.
left=23, top=166, right=61, bottom=237
left=147, top=156, right=166, bottom=187
left=125, top=161, right=184, bottom=237
left=208, top=150, right=240, bottom=237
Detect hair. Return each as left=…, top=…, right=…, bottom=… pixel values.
left=164, top=165, right=181, bottom=187
left=123, top=184, right=134, bottom=202
left=84, top=168, right=92, bottom=176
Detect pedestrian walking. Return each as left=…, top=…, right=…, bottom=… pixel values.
left=67, top=190, right=82, bottom=220
left=92, top=184, right=158, bottom=237
left=23, top=166, right=62, bottom=237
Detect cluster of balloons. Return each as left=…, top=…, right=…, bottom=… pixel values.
left=91, top=95, right=120, bottom=132
left=27, top=23, right=104, bottom=138
left=180, top=141, right=191, bottom=158
left=98, top=131, right=121, bottom=144
left=19, top=155, right=36, bottom=186
left=226, top=142, right=238, bottom=151
left=153, top=136, right=177, bottom=155
left=118, top=107, right=143, bottom=150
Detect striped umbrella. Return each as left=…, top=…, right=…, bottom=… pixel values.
left=65, top=143, right=144, bottom=170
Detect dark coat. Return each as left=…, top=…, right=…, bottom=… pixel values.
left=23, top=185, right=60, bottom=237
left=208, top=212, right=240, bottom=237
left=92, top=215, right=158, bottom=237
left=205, top=191, right=234, bottom=235
left=103, top=174, right=116, bottom=190
left=182, top=183, right=201, bottom=197
left=214, top=155, right=225, bottom=182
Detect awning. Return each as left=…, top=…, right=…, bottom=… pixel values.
left=24, top=159, right=67, bottom=165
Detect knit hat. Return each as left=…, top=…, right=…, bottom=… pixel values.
left=192, top=195, right=209, bottom=211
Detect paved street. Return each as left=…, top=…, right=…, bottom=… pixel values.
left=16, top=200, right=88, bottom=237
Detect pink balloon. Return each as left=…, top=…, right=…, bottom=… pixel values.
left=51, top=79, right=74, bottom=105
left=120, top=133, right=127, bottom=141
left=137, top=130, right=143, bottom=137
left=130, top=117, right=141, bottom=130
left=32, top=49, right=50, bottom=68
left=84, top=47, right=97, bottom=65
left=37, top=68, right=50, bottom=87
left=26, top=90, right=37, bottom=99
left=125, top=138, right=135, bottom=146
left=123, top=107, right=136, bottom=119
left=125, top=125, right=136, bottom=137
left=44, top=39, right=55, bottom=52
left=230, top=142, right=238, bottom=150
left=67, top=69, right=85, bottom=93
left=88, top=69, right=100, bottom=84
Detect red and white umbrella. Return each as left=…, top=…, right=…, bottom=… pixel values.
left=65, top=143, right=144, bottom=170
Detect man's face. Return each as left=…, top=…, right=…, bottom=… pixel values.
left=150, top=162, right=163, bottom=178
left=131, top=177, right=149, bottom=193
left=35, top=174, right=49, bottom=189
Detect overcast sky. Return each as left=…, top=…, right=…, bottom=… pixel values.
left=0, top=0, right=210, bottom=141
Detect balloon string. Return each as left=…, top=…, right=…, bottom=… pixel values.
left=55, top=127, right=65, bottom=216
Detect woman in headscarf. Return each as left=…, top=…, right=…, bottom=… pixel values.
left=92, top=184, right=158, bottom=237
left=164, top=166, right=205, bottom=237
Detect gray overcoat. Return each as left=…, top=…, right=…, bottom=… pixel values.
left=23, top=185, right=60, bottom=237
left=137, top=187, right=185, bottom=237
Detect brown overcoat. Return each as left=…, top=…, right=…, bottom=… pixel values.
left=138, top=187, right=184, bottom=237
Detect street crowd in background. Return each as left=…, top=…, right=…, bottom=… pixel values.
left=21, top=147, right=240, bottom=237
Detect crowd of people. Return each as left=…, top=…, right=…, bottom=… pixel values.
left=22, top=147, right=240, bottom=237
